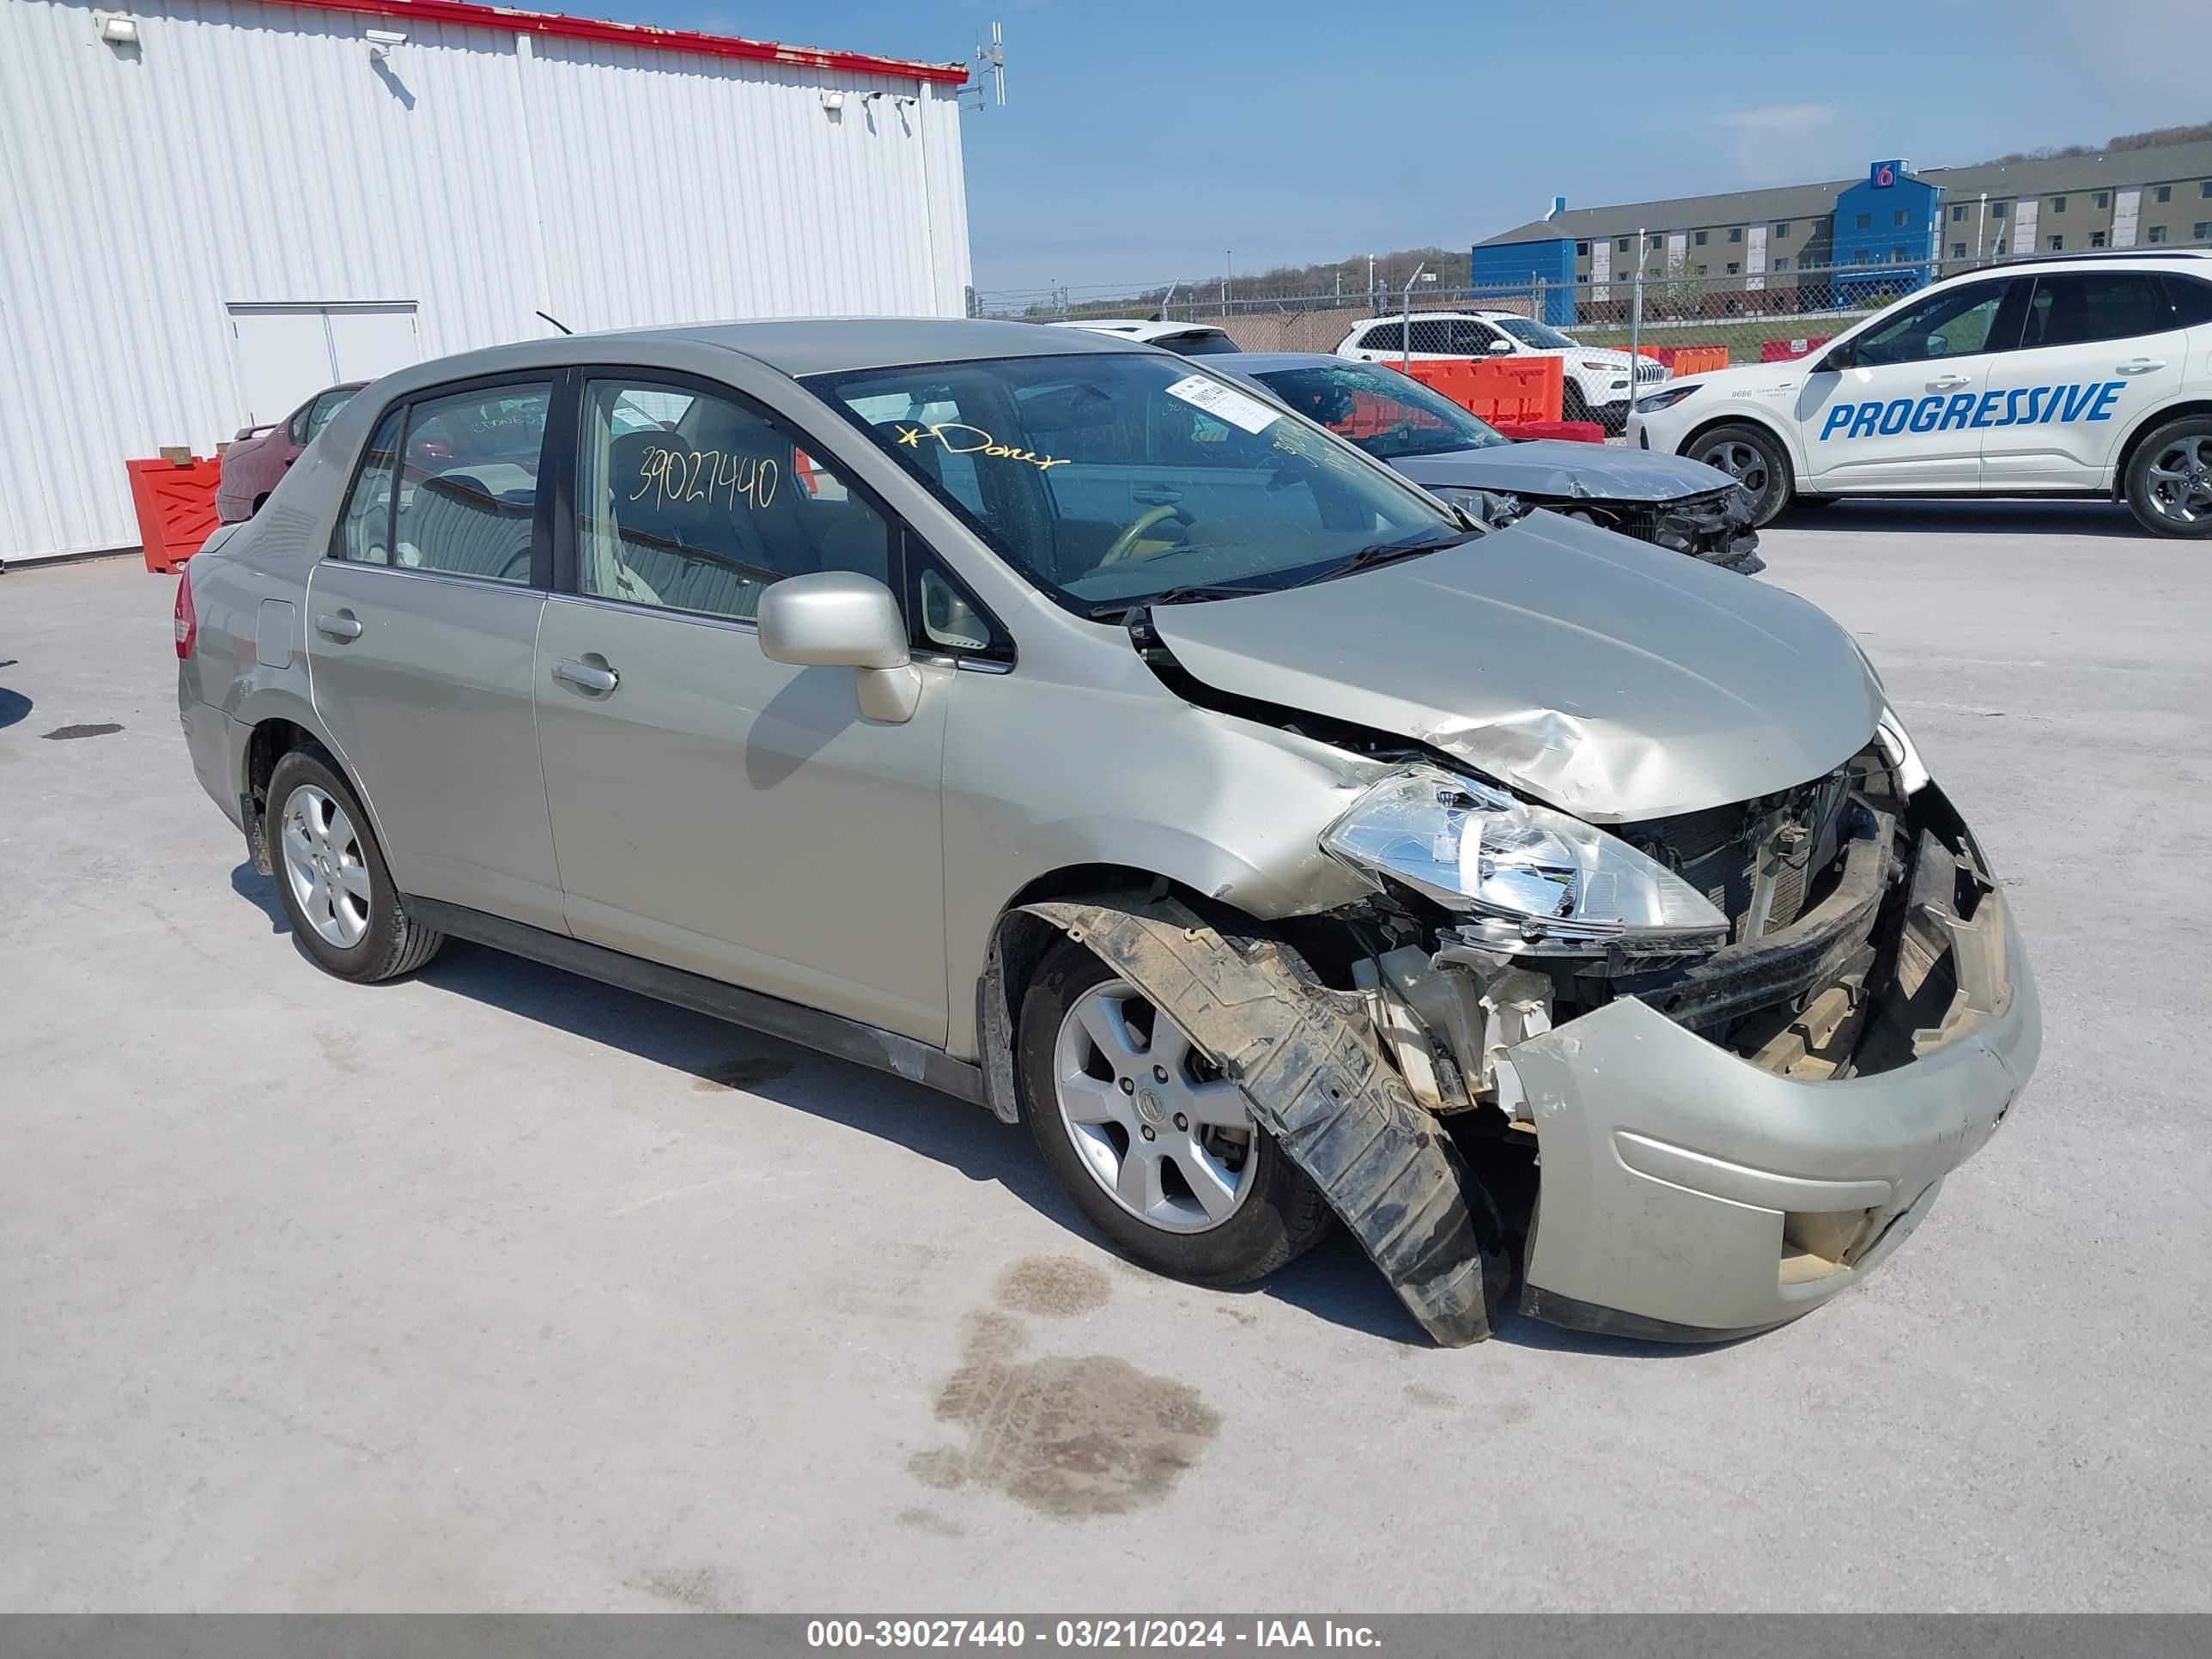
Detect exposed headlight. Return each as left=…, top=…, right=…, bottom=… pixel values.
left=1632, top=384, right=1701, bottom=415
left=1578, top=359, right=1617, bottom=372
left=1875, top=707, right=1929, bottom=795
left=1321, top=766, right=1729, bottom=954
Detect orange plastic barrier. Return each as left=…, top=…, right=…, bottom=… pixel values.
left=1399, top=356, right=1563, bottom=425
left=1760, top=335, right=1832, bottom=362
left=1636, top=344, right=1732, bottom=377
left=126, top=456, right=223, bottom=574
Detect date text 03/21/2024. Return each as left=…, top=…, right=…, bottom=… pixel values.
left=805, top=1620, right=1383, bottom=1650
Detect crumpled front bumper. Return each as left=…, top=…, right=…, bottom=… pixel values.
left=1509, top=888, right=2039, bottom=1341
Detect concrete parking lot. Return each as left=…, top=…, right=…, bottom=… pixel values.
left=3, top=500, right=2209, bottom=1612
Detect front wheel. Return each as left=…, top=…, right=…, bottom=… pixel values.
left=1692, top=422, right=1794, bottom=526
left=2124, top=416, right=2212, bottom=538
left=1018, top=939, right=1330, bottom=1285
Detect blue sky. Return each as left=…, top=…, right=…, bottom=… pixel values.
left=584, top=0, right=2204, bottom=297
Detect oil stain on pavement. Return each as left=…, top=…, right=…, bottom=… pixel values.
left=994, top=1255, right=1111, bottom=1317
left=908, top=1278, right=1218, bottom=1519
left=40, top=722, right=124, bottom=740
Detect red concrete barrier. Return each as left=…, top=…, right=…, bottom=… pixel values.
left=126, top=455, right=223, bottom=573
left=1495, top=419, right=1605, bottom=444
left=1760, top=335, right=1832, bottom=362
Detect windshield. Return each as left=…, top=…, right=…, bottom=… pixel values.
left=1248, top=361, right=1507, bottom=461
left=1493, top=317, right=1579, bottom=350
left=809, top=353, right=1465, bottom=614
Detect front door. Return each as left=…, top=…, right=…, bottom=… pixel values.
left=307, top=378, right=563, bottom=929
left=532, top=374, right=951, bottom=1042
left=1798, top=276, right=2023, bottom=492
left=1979, top=269, right=2191, bottom=489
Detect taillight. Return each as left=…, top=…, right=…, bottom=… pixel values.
left=173, top=571, right=198, bottom=659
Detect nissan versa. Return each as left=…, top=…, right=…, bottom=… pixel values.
left=174, top=319, right=2040, bottom=1346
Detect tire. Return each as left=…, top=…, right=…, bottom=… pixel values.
left=1690, top=422, right=1794, bottom=526
left=250, top=493, right=270, bottom=517
left=1560, top=381, right=1591, bottom=425
left=1017, top=936, right=1331, bottom=1286
left=1788, top=492, right=1842, bottom=511
left=2123, top=415, right=2212, bottom=538
left=267, top=747, right=444, bottom=983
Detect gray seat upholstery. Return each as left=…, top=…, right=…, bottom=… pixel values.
left=397, top=464, right=536, bottom=582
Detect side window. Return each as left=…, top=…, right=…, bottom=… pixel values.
left=2019, top=273, right=2176, bottom=349
left=287, top=399, right=316, bottom=445
left=1447, top=319, right=1502, bottom=354
left=333, top=408, right=402, bottom=564
left=1407, top=318, right=1455, bottom=355
left=1851, top=282, right=2012, bottom=367
left=575, top=377, right=893, bottom=623
left=302, top=387, right=356, bottom=443
left=390, top=382, right=550, bottom=585
left=2164, top=276, right=2212, bottom=329
left=1357, top=323, right=1402, bottom=355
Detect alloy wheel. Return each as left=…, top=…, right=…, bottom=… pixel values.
left=1699, top=438, right=1771, bottom=497
left=281, top=783, right=371, bottom=949
left=2145, top=434, right=2212, bottom=526
left=1052, top=979, right=1257, bottom=1234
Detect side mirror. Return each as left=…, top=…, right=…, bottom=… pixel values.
left=1487, top=337, right=1516, bottom=353
left=756, top=570, right=922, bottom=723
left=1817, top=343, right=1855, bottom=372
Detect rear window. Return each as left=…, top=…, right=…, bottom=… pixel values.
left=1161, top=331, right=1241, bottom=356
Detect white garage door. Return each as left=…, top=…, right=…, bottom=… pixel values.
left=226, top=303, right=420, bottom=428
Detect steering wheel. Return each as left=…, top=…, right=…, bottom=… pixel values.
left=1098, top=502, right=1196, bottom=567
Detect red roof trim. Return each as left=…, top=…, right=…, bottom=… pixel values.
left=258, top=0, right=973, bottom=82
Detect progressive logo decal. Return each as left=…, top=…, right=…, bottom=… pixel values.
left=1819, top=381, right=2124, bottom=441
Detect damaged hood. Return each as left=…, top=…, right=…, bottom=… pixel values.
left=1389, top=441, right=1737, bottom=505
left=1147, top=514, right=1882, bottom=823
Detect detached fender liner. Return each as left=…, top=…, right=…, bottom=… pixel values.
left=1018, top=896, right=1510, bottom=1346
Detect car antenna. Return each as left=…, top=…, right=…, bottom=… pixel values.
left=535, top=310, right=574, bottom=336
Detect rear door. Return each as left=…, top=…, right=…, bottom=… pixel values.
left=307, top=377, right=564, bottom=930
left=1798, top=276, right=2023, bottom=493
left=1978, top=269, right=2191, bottom=489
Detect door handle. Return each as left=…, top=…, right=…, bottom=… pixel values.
left=2116, top=357, right=2166, bottom=374
left=1926, top=374, right=1972, bottom=391
left=553, top=658, right=619, bottom=695
left=314, top=611, right=362, bottom=641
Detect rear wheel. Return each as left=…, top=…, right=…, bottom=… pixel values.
left=1692, top=422, right=1794, bottom=526
left=2124, top=416, right=2212, bottom=538
left=1560, top=381, right=1591, bottom=425
left=268, top=748, right=444, bottom=982
left=1018, top=938, right=1330, bottom=1285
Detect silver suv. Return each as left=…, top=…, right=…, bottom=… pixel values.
left=175, top=319, right=2039, bottom=1346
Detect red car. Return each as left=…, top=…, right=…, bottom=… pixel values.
left=215, top=383, right=364, bottom=522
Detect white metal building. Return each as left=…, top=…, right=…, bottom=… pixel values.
left=0, top=0, right=975, bottom=564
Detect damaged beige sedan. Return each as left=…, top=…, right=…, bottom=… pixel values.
left=175, top=319, right=2040, bottom=1346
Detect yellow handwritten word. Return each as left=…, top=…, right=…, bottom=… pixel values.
left=893, top=422, right=1069, bottom=472
left=629, top=447, right=780, bottom=512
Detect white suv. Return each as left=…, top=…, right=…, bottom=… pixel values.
left=1336, top=310, right=1664, bottom=429
left=1628, top=252, right=2212, bottom=537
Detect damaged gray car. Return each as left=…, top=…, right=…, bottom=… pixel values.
left=1215, top=353, right=1764, bottom=573
left=175, top=319, right=2039, bottom=1346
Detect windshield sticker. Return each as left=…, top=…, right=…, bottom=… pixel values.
left=893, top=421, right=1069, bottom=472
left=1817, top=380, right=2124, bottom=441
left=1163, top=374, right=1280, bottom=435
left=630, top=446, right=779, bottom=510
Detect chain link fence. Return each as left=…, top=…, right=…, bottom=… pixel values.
left=970, top=252, right=2051, bottom=367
